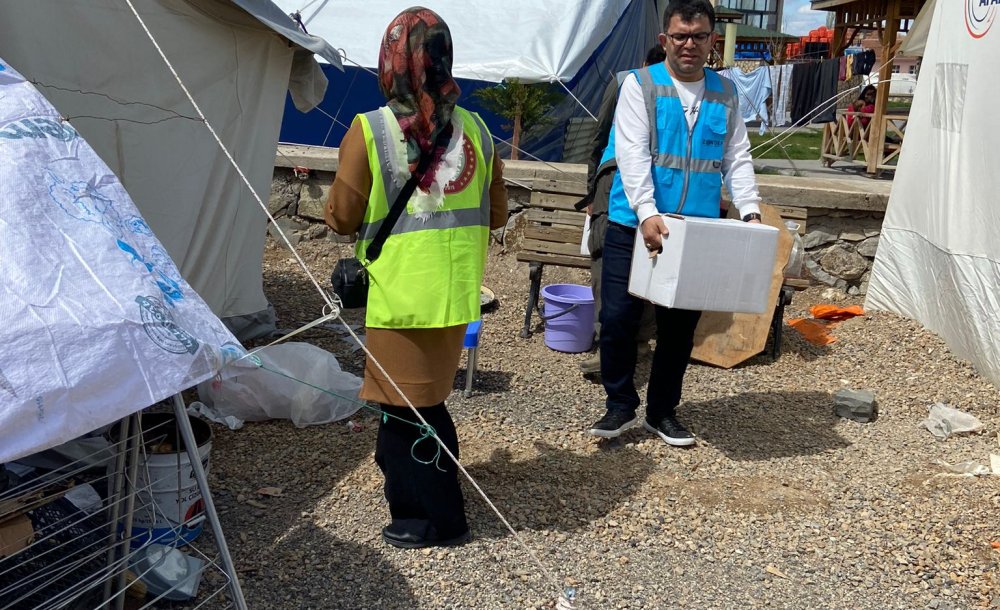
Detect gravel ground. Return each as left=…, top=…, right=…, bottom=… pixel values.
left=198, top=233, right=1000, bottom=610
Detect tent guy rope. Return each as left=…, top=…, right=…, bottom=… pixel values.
left=121, top=2, right=578, bottom=606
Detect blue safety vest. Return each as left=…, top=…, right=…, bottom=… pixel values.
left=602, top=63, right=737, bottom=226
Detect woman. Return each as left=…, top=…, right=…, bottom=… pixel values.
left=846, top=85, right=876, bottom=130
left=325, top=7, right=507, bottom=549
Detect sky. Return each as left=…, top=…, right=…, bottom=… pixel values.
left=781, top=0, right=828, bottom=35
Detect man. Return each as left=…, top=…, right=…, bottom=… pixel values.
left=577, top=45, right=666, bottom=376
left=588, top=0, right=762, bottom=446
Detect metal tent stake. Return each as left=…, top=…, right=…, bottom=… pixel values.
left=171, top=394, right=248, bottom=610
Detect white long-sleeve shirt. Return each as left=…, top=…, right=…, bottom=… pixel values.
left=614, top=72, right=761, bottom=226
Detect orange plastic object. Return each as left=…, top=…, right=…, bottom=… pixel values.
left=788, top=318, right=836, bottom=346
left=810, top=304, right=865, bottom=321
left=789, top=305, right=865, bottom=346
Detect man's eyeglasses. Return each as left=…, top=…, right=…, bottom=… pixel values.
left=666, top=32, right=712, bottom=45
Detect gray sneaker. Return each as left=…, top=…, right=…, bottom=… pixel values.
left=579, top=353, right=601, bottom=375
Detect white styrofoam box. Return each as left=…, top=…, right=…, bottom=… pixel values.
left=628, top=215, right=779, bottom=313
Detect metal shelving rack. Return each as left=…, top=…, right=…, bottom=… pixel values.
left=0, top=395, right=246, bottom=610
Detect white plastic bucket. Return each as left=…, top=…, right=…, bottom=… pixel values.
left=112, top=413, right=212, bottom=547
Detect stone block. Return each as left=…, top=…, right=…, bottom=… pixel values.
left=834, top=389, right=877, bottom=422
left=268, top=177, right=302, bottom=216
left=804, top=258, right=840, bottom=287
left=297, top=178, right=331, bottom=221
left=306, top=223, right=329, bottom=241
left=803, top=228, right=838, bottom=249
left=857, top=236, right=880, bottom=258
left=268, top=224, right=302, bottom=249
left=839, top=231, right=866, bottom=242
left=820, top=245, right=867, bottom=281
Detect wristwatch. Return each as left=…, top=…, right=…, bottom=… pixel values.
left=742, top=212, right=761, bottom=222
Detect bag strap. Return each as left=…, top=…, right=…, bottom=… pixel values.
left=365, top=126, right=453, bottom=263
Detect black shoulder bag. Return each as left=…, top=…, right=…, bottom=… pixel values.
left=332, top=128, right=451, bottom=308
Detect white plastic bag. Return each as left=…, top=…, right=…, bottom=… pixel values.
left=922, top=403, right=984, bottom=440
left=197, top=342, right=362, bottom=428
left=580, top=214, right=591, bottom=256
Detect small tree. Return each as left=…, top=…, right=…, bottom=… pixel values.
left=473, top=78, right=562, bottom=160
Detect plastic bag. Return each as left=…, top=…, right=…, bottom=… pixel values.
left=197, top=342, right=362, bottom=428
left=922, top=402, right=984, bottom=440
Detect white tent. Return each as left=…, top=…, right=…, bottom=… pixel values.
left=272, top=0, right=643, bottom=83
left=0, top=0, right=339, bottom=337
left=866, top=0, right=1000, bottom=385
left=897, top=0, right=937, bottom=57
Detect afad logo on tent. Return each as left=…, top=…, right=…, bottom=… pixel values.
left=966, top=0, right=999, bottom=39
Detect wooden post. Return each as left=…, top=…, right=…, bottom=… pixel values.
left=866, top=0, right=899, bottom=175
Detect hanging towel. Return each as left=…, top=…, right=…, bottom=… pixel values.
left=719, top=66, right=772, bottom=135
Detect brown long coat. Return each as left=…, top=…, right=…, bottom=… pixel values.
left=325, top=115, right=508, bottom=407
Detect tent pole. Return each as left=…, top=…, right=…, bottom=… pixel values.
left=101, top=415, right=131, bottom=608
left=113, top=411, right=142, bottom=610
left=171, top=394, right=248, bottom=610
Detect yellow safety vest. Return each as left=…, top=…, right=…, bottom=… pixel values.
left=356, top=105, right=494, bottom=328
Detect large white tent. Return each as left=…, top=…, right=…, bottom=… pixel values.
left=0, top=0, right=339, bottom=338
left=866, top=0, right=1000, bottom=385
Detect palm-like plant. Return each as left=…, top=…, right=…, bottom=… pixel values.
left=473, top=78, right=563, bottom=160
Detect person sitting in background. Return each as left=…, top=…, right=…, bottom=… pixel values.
left=846, top=85, right=876, bottom=130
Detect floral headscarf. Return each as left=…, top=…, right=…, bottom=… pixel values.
left=378, top=7, right=461, bottom=191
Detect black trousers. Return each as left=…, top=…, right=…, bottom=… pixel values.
left=599, top=222, right=702, bottom=420
left=374, top=403, right=468, bottom=538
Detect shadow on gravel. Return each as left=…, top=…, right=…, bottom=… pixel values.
left=239, top=521, right=416, bottom=609
left=463, top=442, right=654, bottom=538
left=684, top=391, right=850, bottom=460
left=454, top=367, right=515, bottom=394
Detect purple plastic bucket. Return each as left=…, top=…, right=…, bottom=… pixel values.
left=540, top=284, right=595, bottom=353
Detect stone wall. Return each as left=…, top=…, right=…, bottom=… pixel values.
left=267, top=167, right=349, bottom=247
left=800, top=209, right=883, bottom=295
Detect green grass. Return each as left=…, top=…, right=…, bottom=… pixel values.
left=748, top=130, right=823, bottom=160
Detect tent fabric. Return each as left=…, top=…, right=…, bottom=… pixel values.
left=0, top=0, right=329, bottom=321
left=0, top=59, right=244, bottom=464
left=232, top=0, right=343, bottom=67
left=898, top=0, right=937, bottom=57
left=271, top=0, right=634, bottom=83
left=277, top=0, right=659, bottom=161
left=866, top=0, right=1000, bottom=387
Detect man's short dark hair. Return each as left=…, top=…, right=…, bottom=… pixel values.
left=663, top=0, right=716, bottom=31
left=645, top=45, right=667, bottom=65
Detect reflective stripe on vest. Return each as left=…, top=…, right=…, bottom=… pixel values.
left=606, top=64, right=738, bottom=227
left=356, top=106, right=494, bottom=329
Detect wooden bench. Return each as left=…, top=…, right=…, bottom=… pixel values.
left=515, top=179, right=590, bottom=338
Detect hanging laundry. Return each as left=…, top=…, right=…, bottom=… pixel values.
left=790, top=60, right=840, bottom=125
left=854, top=50, right=876, bottom=75
left=790, top=62, right=818, bottom=124
left=838, top=56, right=847, bottom=81
left=768, top=64, right=793, bottom=127
left=815, top=58, right=840, bottom=123
left=845, top=53, right=854, bottom=80
left=719, top=66, right=772, bottom=135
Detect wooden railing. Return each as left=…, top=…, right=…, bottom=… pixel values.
left=820, top=109, right=908, bottom=176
